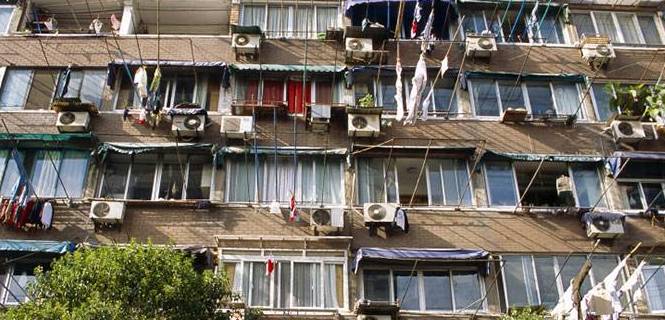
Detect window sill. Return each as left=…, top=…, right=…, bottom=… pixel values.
left=87, top=198, right=210, bottom=208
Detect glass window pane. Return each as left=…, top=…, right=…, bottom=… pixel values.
left=0, top=69, right=32, bottom=108
left=363, top=270, right=390, bottom=301
left=572, top=13, right=595, bottom=39
left=0, top=151, right=23, bottom=197
left=31, top=151, right=61, bottom=197
left=463, top=12, right=486, bottom=35
left=172, top=75, right=195, bottom=106
left=642, top=183, right=665, bottom=211
left=80, top=70, right=106, bottom=107
left=278, top=262, right=291, bottom=308
left=594, top=12, right=619, bottom=42
left=643, top=267, right=665, bottom=311
left=592, top=84, right=615, bottom=121
left=380, top=77, right=397, bottom=110
left=6, top=264, right=37, bottom=304
left=242, top=5, right=266, bottom=29
left=552, top=83, right=580, bottom=116
left=25, top=70, right=57, bottom=110
left=443, top=159, right=472, bottom=206
left=126, top=154, right=157, bottom=200
left=638, top=16, right=662, bottom=45
left=266, top=6, right=288, bottom=38
left=617, top=14, right=641, bottom=44
left=394, top=271, right=420, bottom=310
left=323, top=264, right=343, bottom=309
left=499, top=80, right=525, bottom=110
left=620, top=182, right=644, bottom=210
left=534, top=256, right=559, bottom=308
left=186, top=155, right=212, bottom=200
left=452, top=271, right=482, bottom=310
left=428, top=161, right=444, bottom=205
left=485, top=161, right=518, bottom=206
left=571, top=164, right=606, bottom=208
left=590, top=255, right=619, bottom=286
left=558, top=255, right=592, bottom=295
left=316, top=160, right=343, bottom=205
left=159, top=154, right=184, bottom=200
left=504, top=256, right=539, bottom=307
left=527, top=81, right=555, bottom=116
left=0, top=7, right=14, bottom=33
left=432, top=78, right=457, bottom=114
left=0, top=150, right=8, bottom=189
left=424, top=271, right=453, bottom=311
left=250, top=262, right=270, bottom=307
left=357, top=158, right=396, bottom=204
left=227, top=158, right=256, bottom=202
left=316, top=7, right=338, bottom=34
left=293, top=263, right=321, bottom=307
left=295, top=7, right=312, bottom=38
left=63, top=71, right=83, bottom=99
left=54, top=151, right=88, bottom=198
left=100, top=154, right=130, bottom=199
left=472, top=80, right=500, bottom=117
left=539, top=15, right=564, bottom=44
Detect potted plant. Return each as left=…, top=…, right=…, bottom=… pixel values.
left=606, top=82, right=648, bottom=121
left=347, top=93, right=383, bottom=115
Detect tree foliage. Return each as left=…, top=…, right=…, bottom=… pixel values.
left=500, top=306, right=547, bottom=320
left=0, top=242, right=257, bottom=320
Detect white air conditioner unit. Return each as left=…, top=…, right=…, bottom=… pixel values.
left=581, top=36, right=615, bottom=70
left=465, top=33, right=497, bottom=58
left=172, top=114, right=205, bottom=138
left=90, top=200, right=126, bottom=224
left=586, top=218, right=624, bottom=239
left=363, top=203, right=397, bottom=224
left=56, top=111, right=90, bottom=133
left=221, top=116, right=254, bottom=139
left=346, top=37, right=374, bottom=62
left=310, top=207, right=343, bottom=230
left=357, top=316, right=391, bottom=320
left=611, top=120, right=646, bottom=143
left=348, top=114, right=380, bottom=137
left=232, top=33, right=261, bottom=56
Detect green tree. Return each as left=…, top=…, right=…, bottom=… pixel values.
left=0, top=242, right=259, bottom=320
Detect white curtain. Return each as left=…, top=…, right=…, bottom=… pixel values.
left=80, top=70, right=107, bottom=107
left=594, top=12, right=619, bottom=42
left=267, top=6, right=289, bottom=38
left=316, top=7, right=338, bottom=34
left=638, top=16, right=661, bottom=45
left=32, top=151, right=62, bottom=197
left=242, top=5, right=266, bottom=29
left=261, top=157, right=296, bottom=203
left=251, top=262, right=270, bottom=306
left=299, top=160, right=315, bottom=203
left=295, top=7, right=313, bottom=38
left=226, top=159, right=256, bottom=202
left=316, top=161, right=342, bottom=204
left=553, top=83, right=581, bottom=117
left=0, top=70, right=31, bottom=108
left=55, top=151, right=88, bottom=198
left=323, top=264, right=340, bottom=308
left=293, top=263, right=321, bottom=307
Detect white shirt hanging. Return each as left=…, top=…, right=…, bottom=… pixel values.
left=395, top=60, right=405, bottom=122
left=134, top=66, right=149, bottom=98
left=405, top=53, right=428, bottom=125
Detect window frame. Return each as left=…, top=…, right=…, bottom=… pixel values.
left=617, top=179, right=665, bottom=214
left=0, top=263, right=38, bottom=305
left=98, top=153, right=214, bottom=201
left=483, top=161, right=520, bottom=208
left=0, top=5, right=15, bottom=34
left=425, top=158, right=475, bottom=207
left=220, top=252, right=348, bottom=310
left=571, top=10, right=665, bottom=46
left=642, top=263, right=665, bottom=313
left=569, top=164, right=608, bottom=209
left=359, top=266, right=487, bottom=312
left=240, top=3, right=340, bottom=39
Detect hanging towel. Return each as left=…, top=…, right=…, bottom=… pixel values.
left=289, top=193, right=298, bottom=222
left=410, top=1, right=422, bottom=39
left=89, top=18, right=103, bottom=34
left=40, top=201, right=53, bottom=229
left=150, top=66, right=162, bottom=93
left=134, top=66, right=149, bottom=98
left=405, top=53, right=428, bottom=125
left=44, top=18, right=55, bottom=31
left=395, top=60, right=405, bottom=121
left=394, top=208, right=409, bottom=233
left=111, top=14, right=121, bottom=32
left=420, top=9, right=435, bottom=53
left=331, top=207, right=344, bottom=228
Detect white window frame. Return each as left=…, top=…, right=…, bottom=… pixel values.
left=0, top=263, right=37, bottom=305
left=359, top=267, right=488, bottom=312
left=240, top=4, right=339, bottom=39
left=0, top=5, right=15, bottom=34
left=354, top=157, right=398, bottom=204
left=425, top=159, right=474, bottom=207
left=0, top=69, right=37, bottom=110
left=98, top=153, right=213, bottom=201
left=483, top=161, right=520, bottom=208
left=220, top=252, right=348, bottom=310
left=641, top=263, right=665, bottom=313
left=617, top=179, right=665, bottom=214
left=572, top=10, right=665, bottom=46
left=569, top=164, right=609, bottom=209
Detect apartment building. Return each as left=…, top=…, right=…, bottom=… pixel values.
left=1, top=0, right=665, bottom=318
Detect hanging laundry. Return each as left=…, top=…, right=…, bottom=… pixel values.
left=43, top=18, right=55, bottom=31
left=111, top=14, right=121, bottom=32
left=528, top=0, right=540, bottom=41
left=150, top=66, right=162, bottom=93
left=136, top=108, right=147, bottom=125
left=361, top=18, right=370, bottom=32
left=421, top=57, right=449, bottom=122
left=395, top=60, right=405, bottom=122
left=89, top=18, right=103, bottom=34
left=420, top=8, right=435, bottom=53
left=134, top=66, right=149, bottom=99
left=394, top=208, right=409, bottom=233
left=265, top=256, right=275, bottom=276
left=289, top=192, right=298, bottom=222
left=331, top=208, right=344, bottom=228
left=221, top=65, right=231, bottom=89
left=405, top=53, right=428, bottom=125
left=551, top=280, right=577, bottom=320
left=410, top=1, right=422, bottom=39
left=57, top=66, right=72, bottom=98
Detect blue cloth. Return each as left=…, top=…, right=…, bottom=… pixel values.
left=353, top=247, right=489, bottom=273
left=0, top=240, right=75, bottom=254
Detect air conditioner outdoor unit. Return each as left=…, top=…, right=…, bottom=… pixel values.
left=346, top=37, right=374, bottom=62
left=611, top=120, right=646, bottom=143
left=581, top=35, right=615, bottom=70
left=586, top=218, right=624, bottom=239
left=642, top=123, right=659, bottom=140
left=348, top=114, right=380, bottom=137
left=363, top=203, right=397, bottom=224
left=221, top=116, right=254, bottom=139
left=310, top=207, right=343, bottom=230
left=465, top=33, right=497, bottom=58
left=56, top=111, right=90, bottom=133
left=232, top=33, right=261, bottom=56
left=310, top=104, right=331, bottom=132
left=172, top=114, right=205, bottom=138
left=90, top=200, right=126, bottom=224
left=357, top=316, right=392, bottom=320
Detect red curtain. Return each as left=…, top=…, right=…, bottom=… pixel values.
left=263, top=80, right=284, bottom=105
left=287, top=81, right=311, bottom=113
left=316, top=81, right=332, bottom=105
left=244, top=80, right=259, bottom=104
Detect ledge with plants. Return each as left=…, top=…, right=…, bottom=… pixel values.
left=346, top=93, right=383, bottom=115
left=606, top=82, right=665, bottom=125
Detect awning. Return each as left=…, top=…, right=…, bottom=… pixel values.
left=230, top=64, right=345, bottom=73
left=611, top=151, right=665, bottom=161
left=485, top=151, right=604, bottom=163
left=464, top=71, right=585, bottom=83
left=110, top=59, right=227, bottom=68
left=0, top=240, right=75, bottom=254
left=0, top=132, right=94, bottom=143
left=96, top=142, right=214, bottom=161
left=353, top=247, right=489, bottom=273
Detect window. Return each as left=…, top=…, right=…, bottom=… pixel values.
left=514, top=162, right=575, bottom=208
left=462, top=9, right=557, bottom=43
left=362, top=268, right=484, bottom=311
left=158, top=74, right=195, bottom=108
left=357, top=157, right=472, bottom=206
left=0, top=69, right=33, bottom=108
left=485, top=161, right=518, bottom=206
left=571, top=164, right=607, bottom=208
left=225, top=156, right=344, bottom=205
left=571, top=11, right=663, bottom=45
left=224, top=256, right=345, bottom=309
left=99, top=153, right=213, bottom=200
left=1, top=263, right=44, bottom=305
left=502, top=255, right=620, bottom=308
left=241, top=4, right=339, bottom=39
left=0, top=69, right=70, bottom=110
left=619, top=181, right=665, bottom=211
left=643, top=263, right=665, bottom=312
left=591, top=83, right=616, bottom=122
left=470, top=79, right=583, bottom=119
left=59, top=69, right=107, bottom=107
left=0, top=6, right=14, bottom=33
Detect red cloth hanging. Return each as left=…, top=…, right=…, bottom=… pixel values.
left=263, top=80, right=284, bottom=105
left=244, top=80, right=259, bottom=104
left=287, top=81, right=311, bottom=114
